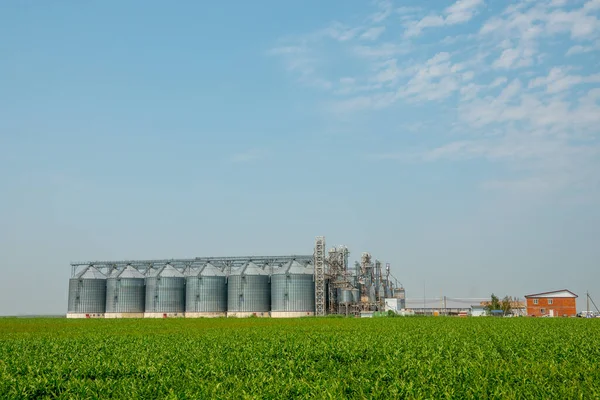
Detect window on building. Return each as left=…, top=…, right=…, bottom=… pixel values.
left=533, top=299, right=538, bottom=305
left=540, top=308, right=546, bottom=314
left=548, top=299, right=553, bottom=305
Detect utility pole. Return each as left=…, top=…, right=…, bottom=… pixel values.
left=423, top=282, right=426, bottom=312
left=587, top=291, right=590, bottom=315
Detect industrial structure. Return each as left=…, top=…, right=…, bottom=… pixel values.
left=66, top=236, right=406, bottom=318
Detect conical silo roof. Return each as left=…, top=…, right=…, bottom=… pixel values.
left=185, top=264, right=202, bottom=277
left=108, top=268, right=121, bottom=278
left=118, top=265, right=145, bottom=279
left=75, top=266, right=106, bottom=279
left=199, top=262, right=226, bottom=277
left=274, top=260, right=312, bottom=275
left=230, top=261, right=268, bottom=276
left=145, top=268, right=160, bottom=277
left=158, top=264, right=184, bottom=278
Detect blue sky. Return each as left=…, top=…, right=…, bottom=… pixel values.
left=1, top=0, right=599, bottom=314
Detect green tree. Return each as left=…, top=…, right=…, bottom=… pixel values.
left=501, top=296, right=513, bottom=316
left=485, top=294, right=501, bottom=315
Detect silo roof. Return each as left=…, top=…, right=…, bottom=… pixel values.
left=145, top=268, right=160, bottom=277
left=274, top=260, right=313, bottom=275
left=199, top=262, right=226, bottom=277
left=118, top=265, right=145, bottom=279
left=230, top=261, right=268, bottom=276
left=76, top=266, right=107, bottom=279
left=158, top=264, right=184, bottom=278
left=108, top=268, right=121, bottom=278
left=185, top=265, right=202, bottom=277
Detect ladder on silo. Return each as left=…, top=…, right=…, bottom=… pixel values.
left=314, top=236, right=326, bottom=316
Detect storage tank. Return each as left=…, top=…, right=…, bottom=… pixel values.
left=67, top=266, right=107, bottom=318
left=337, top=289, right=353, bottom=304
left=394, top=287, right=406, bottom=309
left=369, top=285, right=377, bottom=303
left=185, top=262, right=227, bottom=317
left=105, top=265, right=146, bottom=318
left=271, top=260, right=315, bottom=317
left=384, top=285, right=392, bottom=299
left=144, top=264, right=186, bottom=318
left=351, top=288, right=360, bottom=303
left=227, top=262, right=270, bottom=317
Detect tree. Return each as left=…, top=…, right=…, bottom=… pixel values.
left=501, top=296, right=513, bottom=316
left=485, top=294, right=501, bottom=315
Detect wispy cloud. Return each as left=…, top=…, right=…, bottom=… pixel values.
left=404, top=0, right=484, bottom=37
left=269, top=0, right=600, bottom=195
left=360, top=26, right=386, bottom=41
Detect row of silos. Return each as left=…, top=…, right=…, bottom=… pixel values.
left=67, top=261, right=315, bottom=318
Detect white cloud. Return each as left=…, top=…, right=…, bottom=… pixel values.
left=360, top=26, right=386, bottom=41
left=489, top=77, right=508, bottom=88
left=269, top=0, right=600, bottom=195
left=481, top=1, right=600, bottom=70
left=404, top=0, right=484, bottom=37
left=566, top=40, right=600, bottom=55
left=399, top=52, right=471, bottom=102
left=492, top=45, right=535, bottom=69
left=528, top=67, right=600, bottom=93
left=370, top=0, right=393, bottom=23
left=445, top=0, right=485, bottom=24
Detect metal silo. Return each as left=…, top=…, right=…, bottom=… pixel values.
left=384, top=285, right=392, bottom=299
left=394, top=287, right=406, bottom=309
left=144, top=264, right=186, bottom=318
left=227, top=262, right=270, bottom=317
left=185, top=262, right=227, bottom=317
left=67, top=266, right=107, bottom=318
left=105, top=265, right=146, bottom=318
left=271, top=260, right=315, bottom=317
left=337, top=289, right=353, bottom=304
left=351, top=288, right=360, bottom=303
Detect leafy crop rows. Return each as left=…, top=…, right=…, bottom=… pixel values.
left=0, top=317, right=599, bottom=399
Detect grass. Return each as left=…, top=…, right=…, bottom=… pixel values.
left=0, top=317, right=599, bottom=399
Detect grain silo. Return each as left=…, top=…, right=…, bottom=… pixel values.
left=227, top=261, right=270, bottom=317
left=105, top=265, right=146, bottom=318
left=271, top=260, right=315, bottom=317
left=144, top=264, right=186, bottom=318
left=185, top=262, right=227, bottom=317
left=67, top=266, right=107, bottom=318
left=337, top=289, right=353, bottom=304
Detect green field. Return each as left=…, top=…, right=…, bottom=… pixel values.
left=1, top=317, right=599, bottom=399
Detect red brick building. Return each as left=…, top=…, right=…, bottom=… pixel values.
left=524, top=289, right=578, bottom=317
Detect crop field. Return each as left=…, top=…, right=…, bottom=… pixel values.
left=0, top=317, right=599, bottom=399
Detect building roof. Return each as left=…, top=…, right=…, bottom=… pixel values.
left=479, top=300, right=526, bottom=308
left=524, top=289, right=578, bottom=299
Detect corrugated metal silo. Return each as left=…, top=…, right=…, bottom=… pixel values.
left=105, top=265, right=146, bottom=318
left=227, top=262, right=270, bottom=317
left=185, top=262, right=227, bottom=317
left=337, top=289, right=353, bottom=304
left=67, top=266, right=107, bottom=318
left=271, top=260, right=315, bottom=317
left=144, top=264, right=186, bottom=318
